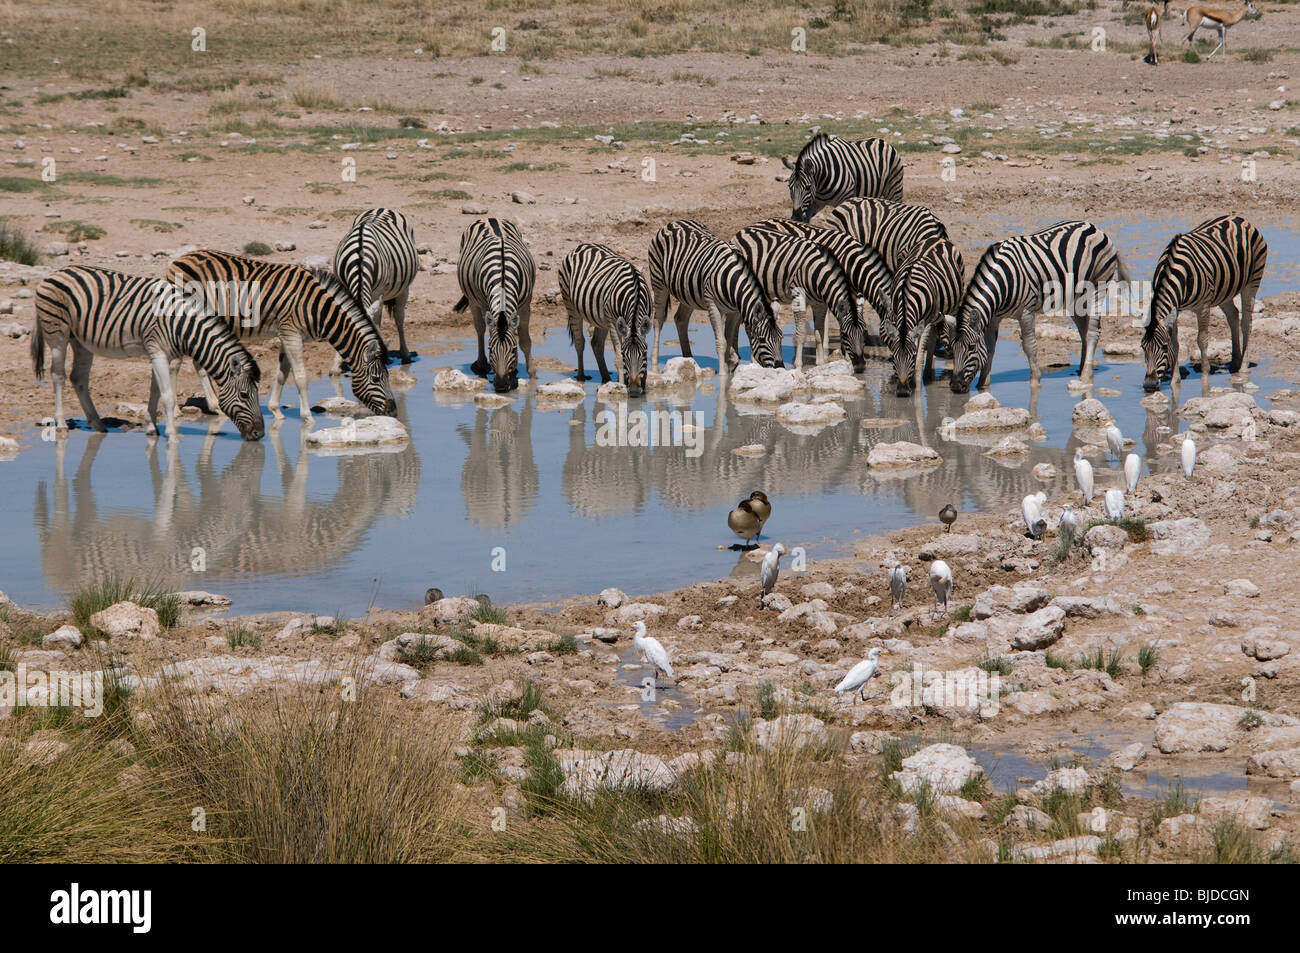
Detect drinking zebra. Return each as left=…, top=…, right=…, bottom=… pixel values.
left=1142, top=214, right=1267, bottom=392
left=31, top=265, right=264, bottom=440
left=950, top=221, right=1131, bottom=393
left=558, top=243, right=650, bottom=397
left=826, top=198, right=950, bottom=273
left=333, top=208, right=420, bottom=364
left=647, top=220, right=784, bottom=375
left=746, top=218, right=892, bottom=371
left=782, top=134, right=904, bottom=223
left=166, top=250, right=396, bottom=422
left=732, top=225, right=861, bottom=371
left=454, top=217, right=536, bottom=394
left=889, top=236, right=965, bottom=397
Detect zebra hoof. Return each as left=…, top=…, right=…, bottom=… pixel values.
left=470, top=360, right=489, bottom=377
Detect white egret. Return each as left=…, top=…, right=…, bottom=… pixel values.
left=1124, top=452, right=1141, bottom=493
left=835, top=647, right=887, bottom=702
left=1104, top=488, right=1125, bottom=520
left=1021, top=493, right=1046, bottom=540
left=1105, top=424, right=1124, bottom=460
left=929, top=560, right=953, bottom=614
left=889, top=564, right=908, bottom=611
left=939, top=503, right=957, bottom=533
left=630, top=620, right=674, bottom=683
left=1182, top=435, right=1197, bottom=477
left=759, top=543, right=785, bottom=602
left=1074, top=448, right=1094, bottom=504
left=1058, top=504, right=1079, bottom=544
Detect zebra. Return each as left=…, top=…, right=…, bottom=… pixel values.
left=746, top=217, right=892, bottom=371
left=889, top=235, right=965, bottom=397
left=950, top=221, right=1131, bottom=393
left=557, top=243, right=650, bottom=397
left=453, top=217, right=536, bottom=394
left=1142, top=214, right=1267, bottom=392
left=647, top=220, right=783, bottom=375
left=782, top=133, right=904, bottom=223
left=732, top=225, right=861, bottom=371
left=333, top=208, right=420, bottom=365
left=166, top=250, right=396, bottom=422
left=31, top=265, right=264, bottom=440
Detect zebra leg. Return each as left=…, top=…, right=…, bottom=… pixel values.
left=651, top=285, right=670, bottom=370
left=470, top=305, right=489, bottom=377
left=196, top=367, right=221, bottom=415
left=978, top=317, right=999, bottom=390
left=1194, top=308, right=1212, bottom=383
left=673, top=303, right=695, bottom=360
left=146, top=347, right=178, bottom=438
left=47, top=333, right=69, bottom=429
left=707, top=302, right=735, bottom=374
left=590, top=327, right=613, bottom=384
left=280, top=330, right=313, bottom=423
left=567, top=307, right=589, bottom=381
left=1237, top=284, right=1258, bottom=377
left=791, top=300, right=808, bottom=371
left=68, top=340, right=106, bottom=433
left=327, top=353, right=345, bottom=401
left=389, top=290, right=412, bottom=364
left=1018, top=308, right=1041, bottom=384
left=812, top=303, right=831, bottom=364
left=1221, top=298, right=1242, bottom=375
left=271, top=348, right=292, bottom=420
left=518, top=302, right=533, bottom=383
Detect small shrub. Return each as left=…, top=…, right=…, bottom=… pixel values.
left=0, top=221, right=40, bottom=264
left=242, top=241, right=274, bottom=256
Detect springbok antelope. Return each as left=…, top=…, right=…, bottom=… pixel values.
left=1144, top=1, right=1170, bottom=64
left=1183, top=2, right=1258, bottom=58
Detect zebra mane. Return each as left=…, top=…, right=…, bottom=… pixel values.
left=793, top=132, right=833, bottom=169
left=1143, top=235, right=1183, bottom=331
left=308, top=266, right=381, bottom=342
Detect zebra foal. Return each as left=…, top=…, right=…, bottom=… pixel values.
left=647, top=220, right=783, bottom=376
left=454, top=217, right=536, bottom=394
left=1141, top=214, right=1266, bottom=392
left=558, top=243, right=650, bottom=397
left=782, top=133, right=904, bottom=223
left=333, top=208, right=420, bottom=364
left=31, top=265, right=264, bottom=440
left=950, top=221, right=1130, bottom=393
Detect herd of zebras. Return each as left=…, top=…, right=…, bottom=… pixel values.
left=29, top=132, right=1269, bottom=443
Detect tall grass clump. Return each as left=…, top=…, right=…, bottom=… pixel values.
left=0, top=220, right=39, bottom=264
left=69, top=574, right=180, bottom=633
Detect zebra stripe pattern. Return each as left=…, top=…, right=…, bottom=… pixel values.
left=889, top=236, right=965, bottom=396
left=951, top=221, right=1131, bottom=393
left=826, top=198, right=950, bottom=273
left=647, top=220, right=783, bottom=374
left=167, top=250, right=395, bottom=421
left=733, top=225, right=861, bottom=371
left=32, top=265, right=263, bottom=439
left=333, top=208, right=420, bottom=364
left=558, top=243, right=651, bottom=397
left=747, top=218, right=892, bottom=371
left=1142, top=214, right=1267, bottom=392
left=782, top=134, right=904, bottom=222
left=454, top=217, right=536, bottom=393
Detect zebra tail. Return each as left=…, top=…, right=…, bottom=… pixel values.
left=452, top=295, right=470, bottom=313
left=1114, top=252, right=1132, bottom=285
left=30, top=309, right=45, bottom=381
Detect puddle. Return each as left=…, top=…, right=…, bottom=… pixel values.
left=611, top=643, right=701, bottom=730
left=4, top=220, right=1299, bottom=616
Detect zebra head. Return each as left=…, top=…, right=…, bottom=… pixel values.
left=352, top=339, right=397, bottom=413
left=210, top=352, right=264, bottom=441
left=782, top=158, right=819, bottom=224
left=744, top=296, right=785, bottom=369
left=890, top=279, right=927, bottom=397
left=949, top=296, right=988, bottom=394
left=312, top=268, right=397, bottom=414
left=1141, top=269, right=1179, bottom=392
left=488, top=292, right=520, bottom=392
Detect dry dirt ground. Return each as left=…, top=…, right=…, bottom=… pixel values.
left=4, top=1, right=1300, bottom=860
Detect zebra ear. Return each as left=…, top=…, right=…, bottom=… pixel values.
left=781, top=156, right=796, bottom=171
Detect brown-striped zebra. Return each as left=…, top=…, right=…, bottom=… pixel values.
left=333, top=208, right=420, bottom=364
left=1142, top=214, right=1267, bottom=392
left=453, top=217, right=536, bottom=394
left=166, top=250, right=395, bottom=423
left=31, top=265, right=264, bottom=439
left=558, top=243, right=650, bottom=397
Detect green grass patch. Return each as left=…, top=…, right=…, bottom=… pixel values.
left=0, top=221, right=40, bottom=264
left=69, top=575, right=180, bottom=636
left=242, top=241, right=274, bottom=257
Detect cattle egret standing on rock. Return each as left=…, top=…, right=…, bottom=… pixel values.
left=835, top=647, right=887, bottom=702
left=759, top=543, right=785, bottom=603
left=1124, top=453, right=1140, bottom=493
left=1105, top=424, right=1124, bottom=461
left=1074, top=449, right=1094, bottom=505
left=938, top=503, right=957, bottom=533
left=1021, top=493, right=1046, bottom=540
left=889, top=564, right=908, bottom=612
left=1104, top=488, right=1125, bottom=521
left=1182, top=435, right=1197, bottom=477
left=629, top=621, right=674, bottom=684
left=929, top=560, right=953, bottom=615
